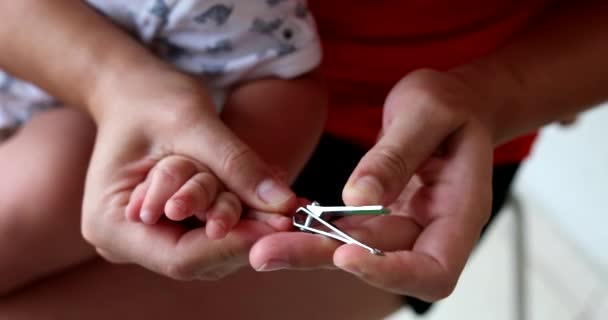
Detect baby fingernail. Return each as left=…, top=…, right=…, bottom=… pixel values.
left=207, top=220, right=227, bottom=239
left=270, top=215, right=292, bottom=230
left=167, top=199, right=186, bottom=217
left=140, top=210, right=156, bottom=224
left=257, top=179, right=294, bottom=207
left=256, top=260, right=290, bottom=272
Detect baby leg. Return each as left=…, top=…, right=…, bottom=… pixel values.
left=0, top=108, right=97, bottom=295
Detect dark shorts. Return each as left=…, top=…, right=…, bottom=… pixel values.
left=293, top=134, right=520, bottom=315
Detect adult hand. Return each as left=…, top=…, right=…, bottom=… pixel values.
left=251, top=69, right=494, bottom=301
left=81, top=65, right=296, bottom=280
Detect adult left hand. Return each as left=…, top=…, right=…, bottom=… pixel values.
left=250, top=69, right=494, bottom=302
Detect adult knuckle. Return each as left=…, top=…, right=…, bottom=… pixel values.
left=220, top=144, right=255, bottom=179
left=373, top=145, right=410, bottom=181
left=425, top=274, right=458, bottom=301
left=160, top=96, right=205, bottom=129
left=397, top=70, right=469, bottom=124
left=394, top=69, right=440, bottom=95
left=431, top=284, right=457, bottom=301
left=412, top=88, right=448, bottom=116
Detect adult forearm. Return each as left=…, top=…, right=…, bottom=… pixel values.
left=452, top=0, right=608, bottom=144
left=0, top=0, right=170, bottom=119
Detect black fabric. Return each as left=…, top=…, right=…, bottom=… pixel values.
left=292, top=134, right=522, bottom=315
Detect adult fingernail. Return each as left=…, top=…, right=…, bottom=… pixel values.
left=257, top=179, right=294, bottom=207
left=347, top=176, right=384, bottom=204
left=140, top=210, right=156, bottom=224
left=256, top=259, right=290, bottom=272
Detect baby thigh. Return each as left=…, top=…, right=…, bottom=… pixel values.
left=0, top=108, right=97, bottom=295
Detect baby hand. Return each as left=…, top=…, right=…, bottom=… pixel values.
left=125, top=155, right=291, bottom=239
left=125, top=155, right=242, bottom=239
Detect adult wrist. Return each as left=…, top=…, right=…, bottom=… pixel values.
left=86, top=46, right=155, bottom=119
left=86, top=47, right=199, bottom=125
left=449, top=59, right=526, bottom=145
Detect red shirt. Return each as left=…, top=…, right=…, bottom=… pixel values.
left=309, top=0, right=551, bottom=164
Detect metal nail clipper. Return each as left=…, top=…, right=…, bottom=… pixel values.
left=293, top=202, right=389, bottom=255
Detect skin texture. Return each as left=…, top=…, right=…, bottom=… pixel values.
left=0, top=262, right=402, bottom=320
left=252, top=69, right=494, bottom=300
left=0, top=109, right=97, bottom=294
left=0, top=0, right=328, bottom=295
left=1, top=0, right=608, bottom=317
left=251, top=0, right=608, bottom=301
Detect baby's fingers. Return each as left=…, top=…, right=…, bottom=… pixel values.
left=201, top=192, right=242, bottom=240
left=247, top=211, right=292, bottom=231
left=246, top=197, right=307, bottom=231
left=140, top=157, right=198, bottom=224
left=165, top=171, right=220, bottom=221
left=125, top=181, right=150, bottom=222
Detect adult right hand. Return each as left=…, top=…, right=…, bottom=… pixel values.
left=251, top=68, right=494, bottom=302
left=81, top=64, right=296, bottom=280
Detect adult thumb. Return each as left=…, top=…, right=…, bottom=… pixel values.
left=342, top=81, right=464, bottom=206
left=178, top=117, right=296, bottom=213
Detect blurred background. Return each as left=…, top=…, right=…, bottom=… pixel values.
left=386, top=102, right=608, bottom=320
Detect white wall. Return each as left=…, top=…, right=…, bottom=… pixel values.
left=515, top=102, right=608, bottom=277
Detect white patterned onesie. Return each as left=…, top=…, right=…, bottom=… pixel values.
left=0, top=0, right=321, bottom=138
